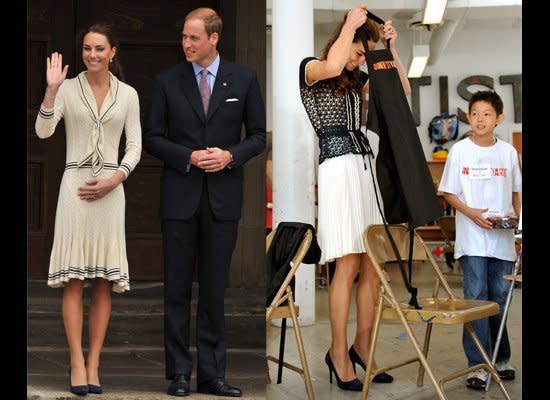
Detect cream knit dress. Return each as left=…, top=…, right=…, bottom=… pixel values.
left=35, top=71, right=141, bottom=292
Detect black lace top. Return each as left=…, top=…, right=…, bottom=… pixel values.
left=299, top=57, right=372, bottom=165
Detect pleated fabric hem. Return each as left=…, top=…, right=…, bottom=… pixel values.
left=321, top=249, right=366, bottom=266
left=47, top=268, right=130, bottom=293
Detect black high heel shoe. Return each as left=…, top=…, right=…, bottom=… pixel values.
left=87, top=368, right=103, bottom=394
left=349, top=345, right=394, bottom=383
left=69, top=368, right=89, bottom=396
left=324, top=351, right=363, bottom=391
left=88, top=384, right=103, bottom=394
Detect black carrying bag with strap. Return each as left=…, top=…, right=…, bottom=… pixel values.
left=357, top=13, right=443, bottom=308
left=266, top=222, right=321, bottom=308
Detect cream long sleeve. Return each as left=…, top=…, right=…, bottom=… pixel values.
left=34, top=71, right=142, bottom=179
left=118, top=87, right=142, bottom=179
left=35, top=81, right=67, bottom=139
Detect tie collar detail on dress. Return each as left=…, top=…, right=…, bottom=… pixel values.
left=76, top=71, right=119, bottom=176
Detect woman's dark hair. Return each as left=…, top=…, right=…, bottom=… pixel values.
left=321, top=16, right=380, bottom=96
left=79, top=23, right=125, bottom=81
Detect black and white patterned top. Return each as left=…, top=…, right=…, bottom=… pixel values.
left=299, top=57, right=372, bottom=165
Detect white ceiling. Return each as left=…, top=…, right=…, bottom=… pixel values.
left=266, top=0, right=522, bottom=32
left=266, top=1, right=521, bottom=66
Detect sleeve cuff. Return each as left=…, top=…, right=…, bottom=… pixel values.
left=117, top=163, right=131, bottom=179
left=38, top=106, right=55, bottom=119
left=438, top=187, right=458, bottom=195
left=226, top=150, right=235, bottom=169
left=304, top=59, right=320, bottom=87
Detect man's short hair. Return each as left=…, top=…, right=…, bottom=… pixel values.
left=468, top=90, right=504, bottom=115
left=185, top=7, right=222, bottom=38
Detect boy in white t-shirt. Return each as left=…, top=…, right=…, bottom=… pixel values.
left=438, top=90, right=521, bottom=390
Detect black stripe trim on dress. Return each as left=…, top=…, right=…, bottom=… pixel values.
left=65, top=162, right=119, bottom=170
left=48, top=267, right=129, bottom=282
left=77, top=76, right=98, bottom=118
left=39, top=108, right=54, bottom=119
left=119, top=163, right=131, bottom=175
left=99, top=80, right=119, bottom=120
left=48, top=266, right=127, bottom=277
left=76, top=74, right=120, bottom=121
left=76, top=75, right=119, bottom=177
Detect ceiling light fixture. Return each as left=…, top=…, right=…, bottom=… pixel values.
left=408, top=44, right=430, bottom=78
left=422, top=0, right=447, bottom=25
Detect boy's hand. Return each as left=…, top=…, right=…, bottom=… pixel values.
left=466, top=207, right=493, bottom=230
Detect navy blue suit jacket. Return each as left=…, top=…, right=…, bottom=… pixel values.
left=144, top=58, right=266, bottom=221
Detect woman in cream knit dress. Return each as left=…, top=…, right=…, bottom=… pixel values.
left=34, top=24, right=141, bottom=394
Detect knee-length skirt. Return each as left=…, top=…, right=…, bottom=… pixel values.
left=317, top=153, right=384, bottom=264
left=46, top=167, right=130, bottom=293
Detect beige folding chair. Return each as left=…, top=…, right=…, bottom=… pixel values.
left=266, top=228, right=315, bottom=400
left=360, top=224, right=511, bottom=400
left=485, top=236, right=522, bottom=391
left=437, top=216, right=462, bottom=276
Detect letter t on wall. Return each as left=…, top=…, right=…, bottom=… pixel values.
left=409, top=76, right=432, bottom=126
left=499, top=75, right=522, bottom=123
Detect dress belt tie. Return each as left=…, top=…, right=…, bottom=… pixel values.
left=348, top=129, right=374, bottom=170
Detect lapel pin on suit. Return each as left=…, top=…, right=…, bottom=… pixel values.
left=223, top=82, right=227, bottom=87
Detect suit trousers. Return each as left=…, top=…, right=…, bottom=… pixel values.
left=162, top=180, right=239, bottom=382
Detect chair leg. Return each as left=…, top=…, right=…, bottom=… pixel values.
left=464, top=323, right=511, bottom=400
left=266, top=318, right=271, bottom=384
left=277, top=318, right=287, bottom=384
left=266, top=358, right=271, bottom=384
left=417, top=323, right=433, bottom=387
left=361, top=283, right=385, bottom=400
left=372, top=265, right=448, bottom=399
left=287, top=291, right=315, bottom=400
left=485, top=270, right=518, bottom=391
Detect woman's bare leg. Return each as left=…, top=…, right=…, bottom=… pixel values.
left=86, top=278, right=111, bottom=386
left=62, top=279, right=87, bottom=386
left=328, top=253, right=361, bottom=381
left=353, top=252, right=381, bottom=370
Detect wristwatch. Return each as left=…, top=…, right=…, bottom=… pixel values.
left=227, top=150, right=235, bottom=169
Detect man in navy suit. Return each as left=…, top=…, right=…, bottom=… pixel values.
left=143, top=7, right=266, bottom=397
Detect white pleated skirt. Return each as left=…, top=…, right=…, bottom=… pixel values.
left=317, top=153, right=384, bottom=264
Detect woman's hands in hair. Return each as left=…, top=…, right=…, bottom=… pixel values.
left=46, top=52, right=69, bottom=91
left=345, top=4, right=369, bottom=31
left=380, top=20, right=398, bottom=49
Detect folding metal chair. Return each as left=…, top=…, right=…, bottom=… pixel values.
left=485, top=233, right=522, bottom=391
left=266, top=227, right=315, bottom=400
left=360, top=224, right=511, bottom=400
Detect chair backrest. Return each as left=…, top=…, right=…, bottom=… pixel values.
left=266, top=227, right=313, bottom=310
left=364, top=224, right=428, bottom=265
left=364, top=224, right=455, bottom=299
left=437, top=216, right=456, bottom=243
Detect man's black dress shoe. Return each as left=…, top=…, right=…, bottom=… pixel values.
left=167, top=375, right=190, bottom=397
left=197, top=378, right=242, bottom=397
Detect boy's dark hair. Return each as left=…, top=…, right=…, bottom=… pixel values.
left=468, top=90, right=503, bottom=115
